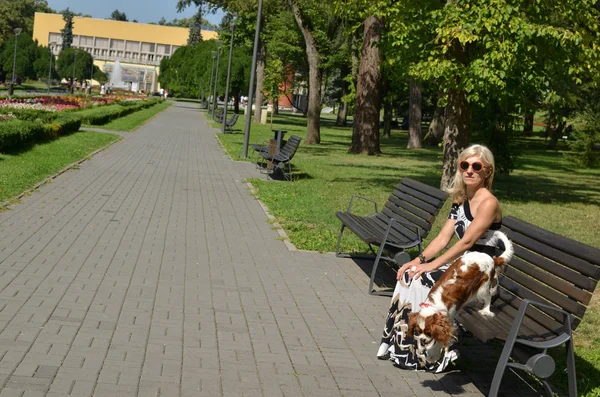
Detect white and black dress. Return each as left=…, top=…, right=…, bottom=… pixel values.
left=377, top=200, right=502, bottom=372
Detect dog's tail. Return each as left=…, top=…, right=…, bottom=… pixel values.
left=493, top=231, right=514, bottom=267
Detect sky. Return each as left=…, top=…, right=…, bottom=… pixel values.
left=46, top=0, right=224, bottom=26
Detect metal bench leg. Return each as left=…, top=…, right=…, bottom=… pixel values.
left=488, top=339, right=513, bottom=397
left=335, top=225, right=346, bottom=257
left=565, top=336, right=577, bottom=397
left=368, top=242, right=387, bottom=295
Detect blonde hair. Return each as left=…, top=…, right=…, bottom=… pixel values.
left=446, top=144, right=496, bottom=203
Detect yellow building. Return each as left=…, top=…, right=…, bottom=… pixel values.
left=33, top=12, right=218, bottom=92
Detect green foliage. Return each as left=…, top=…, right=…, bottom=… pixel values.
left=0, top=130, right=117, bottom=203
left=0, top=33, right=43, bottom=82
left=0, top=113, right=81, bottom=153
left=76, top=99, right=161, bottom=125
left=187, top=11, right=204, bottom=45
left=567, top=108, right=600, bottom=168
left=61, top=8, right=74, bottom=49
left=0, top=0, right=54, bottom=46
left=55, top=48, right=93, bottom=81
left=109, top=9, right=128, bottom=21
left=159, top=40, right=250, bottom=99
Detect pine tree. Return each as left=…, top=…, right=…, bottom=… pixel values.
left=187, top=11, right=203, bottom=46
left=61, top=8, right=74, bottom=49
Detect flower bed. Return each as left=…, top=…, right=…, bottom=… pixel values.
left=0, top=95, right=149, bottom=112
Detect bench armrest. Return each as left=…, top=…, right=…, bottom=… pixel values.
left=378, top=218, right=423, bottom=255
left=506, top=299, right=573, bottom=349
left=346, top=195, right=378, bottom=214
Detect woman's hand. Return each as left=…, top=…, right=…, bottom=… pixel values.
left=397, top=258, right=420, bottom=280
left=409, top=262, right=437, bottom=280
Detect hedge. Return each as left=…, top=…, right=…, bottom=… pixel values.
left=0, top=98, right=162, bottom=152
left=0, top=113, right=82, bottom=152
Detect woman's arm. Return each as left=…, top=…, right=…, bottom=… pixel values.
left=409, top=196, right=499, bottom=280
left=397, top=217, right=456, bottom=280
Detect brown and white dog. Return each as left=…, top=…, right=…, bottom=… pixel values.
left=407, top=230, right=514, bottom=363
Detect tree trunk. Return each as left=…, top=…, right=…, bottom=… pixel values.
left=350, top=15, right=383, bottom=154
left=440, top=88, right=470, bottom=190
left=336, top=63, right=350, bottom=127
left=424, top=104, right=445, bottom=146
left=523, top=112, right=534, bottom=136
left=407, top=78, right=423, bottom=148
left=548, top=120, right=566, bottom=149
left=290, top=0, right=321, bottom=144
left=273, top=96, right=279, bottom=115
left=234, top=88, right=240, bottom=114
left=254, top=40, right=266, bottom=123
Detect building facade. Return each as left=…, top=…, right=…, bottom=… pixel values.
left=32, top=12, right=218, bottom=92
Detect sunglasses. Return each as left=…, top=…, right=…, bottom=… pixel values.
left=459, top=161, right=484, bottom=172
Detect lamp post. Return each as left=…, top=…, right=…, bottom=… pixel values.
left=242, top=0, right=264, bottom=157
left=211, top=46, right=222, bottom=120
left=72, top=49, right=79, bottom=94
left=8, top=28, right=22, bottom=99
left=222, top=20, right=236, bottom=134
left=208, top=51, right=216, bottom=108
left=47, top=41, right=56, bottom=94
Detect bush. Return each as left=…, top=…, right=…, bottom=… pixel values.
left=0, top=113, right=82, bottom=152
left=0, top=108, right=58, bottom=123
left=567, top=108, right=600, bottom=168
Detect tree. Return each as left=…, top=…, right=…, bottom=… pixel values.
left=349, top=15, right=383, bottom=154
left=288, top=0, right=341, bottom=144
left=61, top=8, right=74, bottom=49
left=0, top=0, right=54, bottom=45
left=0, top=33, right=42, bottom=82
left=109, top=9, right=128, bottom=22
left=56, top=48, right=94, bottom=81
left=187, top=11, right=204, bottom=45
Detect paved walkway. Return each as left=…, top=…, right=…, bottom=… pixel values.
left=0, top=102, right=546, bottom=397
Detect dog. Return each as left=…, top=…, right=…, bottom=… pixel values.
left=407, top=230, right=514, bottom=363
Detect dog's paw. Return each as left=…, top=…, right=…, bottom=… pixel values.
left=478, top=308, right=495, bottom=317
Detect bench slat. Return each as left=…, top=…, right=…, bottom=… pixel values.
left=387, top=195, right=437, bottom=222
left=396, top=183, right=446, bottom=209
left=382, top=204, right=431, bottom=232
left=505, top=229, right=599, bottom=282
left=508, top=254, right=593, bottom=305
left=503, top=216, right=600, bottom=279
left=498, top=275, right=573, bottom=325
left=400, top=178, right=449, bottom=202
left=501, top=264, right=587, bottom=318
left=495, top=287, right=567, bottom=336
left=392, top=191, right=439, bottom=215
left=510, top=244, right=597, bottom=293
left=374, top=213, right=420, bottom=242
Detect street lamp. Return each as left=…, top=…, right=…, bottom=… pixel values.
left=222, top=20, right=236, bottom=134
left=72, top=49, right=79, bottom=94
left=47, top=41, right=56, bottom=94
left=242, top=0, right=264, bottom=157
left=211, top=46, right=222, bottom=120
left=8, top=27, right=22, bottom=99
left=208, top=50, right=216, bottom=108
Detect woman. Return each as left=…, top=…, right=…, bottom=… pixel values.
left=376, top=144, right=503, bottom=372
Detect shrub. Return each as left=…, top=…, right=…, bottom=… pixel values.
left=567, top=109, right=600, bottom=168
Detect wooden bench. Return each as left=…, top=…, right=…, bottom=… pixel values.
left=335, top=178, right=448, bottom=295
left=223, top=113, right=239, bottom=133
left=457, top=216, right=600, bottom=397
left=255, top=135, right=302, bottom=181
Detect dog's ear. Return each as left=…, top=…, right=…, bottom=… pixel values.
left=430, top=313, right=456, bottom=346
left=407, top=312, right=419, bottom=337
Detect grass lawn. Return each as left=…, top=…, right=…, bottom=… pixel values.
left=216, top=110, right=600, bottom=396
left=93, top=101, right=172, bottom=131
left=0, top=131, right=118, bottom=203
